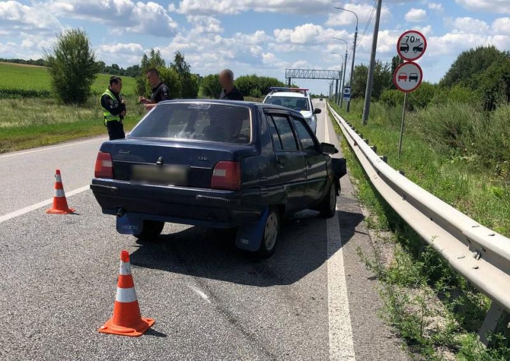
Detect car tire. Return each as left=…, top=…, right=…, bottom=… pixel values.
left=254, top=207, right=280, bottom=259
left=135, top=220, right=164, bottom=240
left=320, top=182, right=337, bottom=219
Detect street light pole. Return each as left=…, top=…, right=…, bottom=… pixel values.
left=332, top=38, right=348, bottom=107
left=335, top=7, right=358, bottom=113
left=362, top=0, right=383, bottom=125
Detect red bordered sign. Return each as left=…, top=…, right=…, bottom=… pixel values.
left=393, top=61, right=423, bottom=93
left=397, top=30, right=427, bottom=61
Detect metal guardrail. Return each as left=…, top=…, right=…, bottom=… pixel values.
left=327, top=103, right=510, bottom=344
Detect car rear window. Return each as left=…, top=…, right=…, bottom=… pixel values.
left=264, top=96, right=310, bottom=111
left=129, top=103, right=252, bottom=144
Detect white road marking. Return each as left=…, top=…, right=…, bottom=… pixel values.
left=324, top=107, right=356, bottom=361
left=0, top=185, right=90, bottom=224
left=327, top=208, right=356, bottom=361
left=0, top=137, right=105, bottom=159
left=188, top=285, right=211, bottom=304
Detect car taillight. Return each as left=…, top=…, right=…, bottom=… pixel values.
left=211, top=161, right=241, bottom=190
left=94, top=152, right=114, bottom=178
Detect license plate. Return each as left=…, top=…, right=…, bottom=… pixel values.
left=131, top=164, right=188, bottom=185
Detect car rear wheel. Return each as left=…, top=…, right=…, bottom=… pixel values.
left=320, top=182, right=337, bottom=218
left=255, top=207, right=280, bottom=259
left=135, top=220, right=164, bottom=240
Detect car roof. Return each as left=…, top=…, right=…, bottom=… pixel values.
left=154, top=99, right=305, bottom=118
left=265, top=92, right=307, bottom=98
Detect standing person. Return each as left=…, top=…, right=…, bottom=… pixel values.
left=139, top=68, right=170, bottom=111
left=101, top=76, right=126, bottom=140
left=219, top=69, right=244, bottom=101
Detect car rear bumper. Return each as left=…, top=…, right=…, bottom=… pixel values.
left=91, top=178, right=266, bottom=228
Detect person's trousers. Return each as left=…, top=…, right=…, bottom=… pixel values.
left=106, top=121, right=125, bottom=140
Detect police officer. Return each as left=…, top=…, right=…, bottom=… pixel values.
left=219, top=69, right=244, bottom=101
left=101, top=76, right=126, bottom=140
left=139, top=68, right=170, bottom=111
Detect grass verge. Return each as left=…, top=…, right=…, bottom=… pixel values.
left=329, top=101, right=510, bottom=360
left=0, top=96, right=144, bottom=153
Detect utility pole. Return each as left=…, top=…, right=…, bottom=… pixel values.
left=362, top=0, right=383, bottom=125
left=334, top=7, right=358, bottom=113
left=341, top=50, right=347, bottom=107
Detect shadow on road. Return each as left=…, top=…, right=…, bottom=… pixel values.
left=130, top=210, right=364, bottom=287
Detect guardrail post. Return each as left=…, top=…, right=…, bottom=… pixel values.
left=479, top=302, right=510, bottom=346
left=398, top=170, right=405, bottom=176
left=370, top=145, right=377, bottom=153
left=364, top=139, right=369, bottom=145
left=380, top=155, right=388, bottom=163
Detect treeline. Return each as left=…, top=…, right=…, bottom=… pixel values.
left=349, top=46, right=510, bottom=111
left=345, top=45, right=510, bottom=180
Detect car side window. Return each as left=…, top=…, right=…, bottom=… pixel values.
left=266, top=116, right=283, bottom=150
left=292, top=118, right=318, bottom=153
left=271, top=115, right=299, bottom=151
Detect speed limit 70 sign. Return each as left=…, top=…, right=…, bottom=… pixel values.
left=397, top=30, right=427, bottom=61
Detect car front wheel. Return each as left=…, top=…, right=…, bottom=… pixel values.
left=320, top=182, right=337, bottom=218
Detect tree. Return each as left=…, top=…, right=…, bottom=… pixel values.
left=136, top=49, right=166, bottom=96
left=351, top=61, right=392, bottom=100
left=201, top=74, right=222, bottom=98
left=171, top=51, right=198, bottom=98
left=440, top=46, right=507, bottom=89
left=45, top=29, right=99, bottom=104
left=235, top=75, right=288, bottom=98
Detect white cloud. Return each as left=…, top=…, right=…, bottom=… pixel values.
left=169, top=0, right=334, bottom=15
left=452, top=17, right=490, bottom=33
left=45, top=0, right=178, bottom=37
left=455, top=0, right=510, bottom=14
left=97, top=43, right=144, bottom=54
left=273, top=24, right=350, bottom=45
left=427, top=2, right=443, bottom=13
left=0, top=1, right=61, bottom=34
left=187, top=16, right=223, bottom=34
left=405, top=8, right=427, bottom=23
left=325, top=3, right=391, bottom=27
left=493, top=17, right=510, bottom=33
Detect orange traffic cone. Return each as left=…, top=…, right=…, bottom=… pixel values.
left=99, top=250, right=155, bottom=337
left=46, top=169, right=75, bottom=214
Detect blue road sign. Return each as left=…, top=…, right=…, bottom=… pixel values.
left=343, top=87, right=351, bottom=101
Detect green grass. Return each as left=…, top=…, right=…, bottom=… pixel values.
left=0, top=62, right=137, bottom=96
left=329, top=101, right=510, bottom=359
left=0, top=96, right=144, bottom=152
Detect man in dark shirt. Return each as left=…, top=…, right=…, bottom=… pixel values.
left=138, top=68, right=170, bottom=110
left=100, top=76, right=126, bottom=140
left=219, top=69, right=244, bottom=101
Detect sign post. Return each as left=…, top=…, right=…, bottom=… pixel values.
left=394, top=30, right=427, bottom=157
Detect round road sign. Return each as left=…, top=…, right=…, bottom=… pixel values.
left=397, top=30, right=427, bottom=61
left=393, top=62, right=423, bottom=93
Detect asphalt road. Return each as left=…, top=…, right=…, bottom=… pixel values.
left=0, top=100, right=409, bottom=360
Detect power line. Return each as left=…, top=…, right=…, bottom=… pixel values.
left=357, top=0, right=377, bottom=46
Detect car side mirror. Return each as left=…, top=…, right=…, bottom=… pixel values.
left=321, top=142, right=338, bottom=155
left=313, top=108, right=322, bottom=114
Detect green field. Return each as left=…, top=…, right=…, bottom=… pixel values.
left=0, top=62, right=137, bottom=96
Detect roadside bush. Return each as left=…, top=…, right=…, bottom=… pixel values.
left=0, top=88, right=51, bottom=99
left=45, top=29, right=99, bottom=105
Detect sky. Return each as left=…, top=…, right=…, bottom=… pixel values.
left=0, top=0, right=509, bottom=94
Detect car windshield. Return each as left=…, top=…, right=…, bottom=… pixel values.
left=129, top=103, right=252, bottom=144
left=265, top=96, right=310, bottom=112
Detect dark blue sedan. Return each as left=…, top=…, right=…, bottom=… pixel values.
left=91, top=100, right=346, bottom=258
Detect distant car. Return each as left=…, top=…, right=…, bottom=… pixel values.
left=91, top=100, right=346, bottom=258
left=319, top=98, right=323, bottom=101
left=262, top=87, right=321, bottom=133
left=398, top=72, right=408, bottom=81
left=409, top=73, right=419, bottom=82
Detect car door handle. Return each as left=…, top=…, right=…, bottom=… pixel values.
left=277, top=159, right=286, bottom=168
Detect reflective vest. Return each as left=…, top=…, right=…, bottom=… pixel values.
left=101, top=89, right=121, bottom=125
